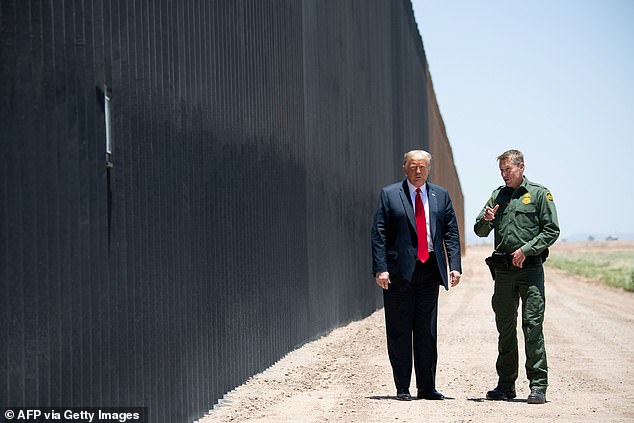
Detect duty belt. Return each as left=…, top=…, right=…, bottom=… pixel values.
left=484, top=249, right=549, bottom=281
left=489, top=251, right=543, bottom=268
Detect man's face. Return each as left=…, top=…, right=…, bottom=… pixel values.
left=404, top=156, right=430, bottom=188
left=499, top=159, right=525, bottom=189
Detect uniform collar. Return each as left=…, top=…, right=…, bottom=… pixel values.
left=504, top=176, right=528, bottom=195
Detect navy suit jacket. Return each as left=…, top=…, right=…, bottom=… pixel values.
left=371, top=179, right=462, bottom=290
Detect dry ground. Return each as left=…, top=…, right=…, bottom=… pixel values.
left=199, top=243, right=634, bottom=422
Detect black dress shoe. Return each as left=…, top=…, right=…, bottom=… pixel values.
left=486, top=386, right=516, bottom=400
left=527, top=389, right=546, bottom=404
left=396, top=389, right=412, bottom=401
left=417, top=389, right=445, bottom=400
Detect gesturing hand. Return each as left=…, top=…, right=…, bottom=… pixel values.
left=484, top=204, right=500, bottom=222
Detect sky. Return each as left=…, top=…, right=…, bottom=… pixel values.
left=410, top=0, right=634, bottom=243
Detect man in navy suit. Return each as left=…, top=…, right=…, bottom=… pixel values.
left=371, top=149, right=462, bottom=401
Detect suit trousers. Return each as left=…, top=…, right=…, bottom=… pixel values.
left=383, top=256, right=441, bottom=391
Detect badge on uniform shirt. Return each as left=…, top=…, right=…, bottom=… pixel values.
left=546, top=192, right=554, bottom=202
left=522, top=193, right=531, bottom=205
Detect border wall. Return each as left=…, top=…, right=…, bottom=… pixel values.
left=0, top=1, right=464, bottom=421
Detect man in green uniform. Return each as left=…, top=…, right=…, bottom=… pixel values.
left=474, top=149, right=560, bottom=404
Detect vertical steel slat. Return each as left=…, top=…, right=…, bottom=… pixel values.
left=1, top=0, right=464, bottom=420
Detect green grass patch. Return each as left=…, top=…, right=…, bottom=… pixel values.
left=546, top=251, right=634, bottom=291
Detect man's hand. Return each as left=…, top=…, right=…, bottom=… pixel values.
left=483, top=204, right=500, bottom=222
left=511, top=248, right=526, bottom=268
left=450, top=270, right=461, bottom=287
left=375, top=272, right=390, bottom=290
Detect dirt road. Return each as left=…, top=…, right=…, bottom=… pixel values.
left=199, top=244, right=634, bottom=422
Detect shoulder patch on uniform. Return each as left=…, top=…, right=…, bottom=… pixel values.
left=546, top=192, right=554, bottom=202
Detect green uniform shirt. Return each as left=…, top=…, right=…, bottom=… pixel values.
left=474, top=177, right=560, bottom=256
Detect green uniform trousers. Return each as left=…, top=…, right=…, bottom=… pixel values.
left=492, top=264, right=547, bottom=392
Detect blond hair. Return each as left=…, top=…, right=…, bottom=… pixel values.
left=403, top=150, right=432, bottom=166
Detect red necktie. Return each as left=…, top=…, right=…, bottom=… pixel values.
left=415, top=188, right=429, bottom=262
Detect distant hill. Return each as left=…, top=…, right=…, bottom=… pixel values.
left=466, top=231, right=634, bottom=246
left=560, top=232, right=634, bottom=242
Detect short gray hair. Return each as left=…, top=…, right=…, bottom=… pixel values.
left=497, top=149, right=524, bottom=166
